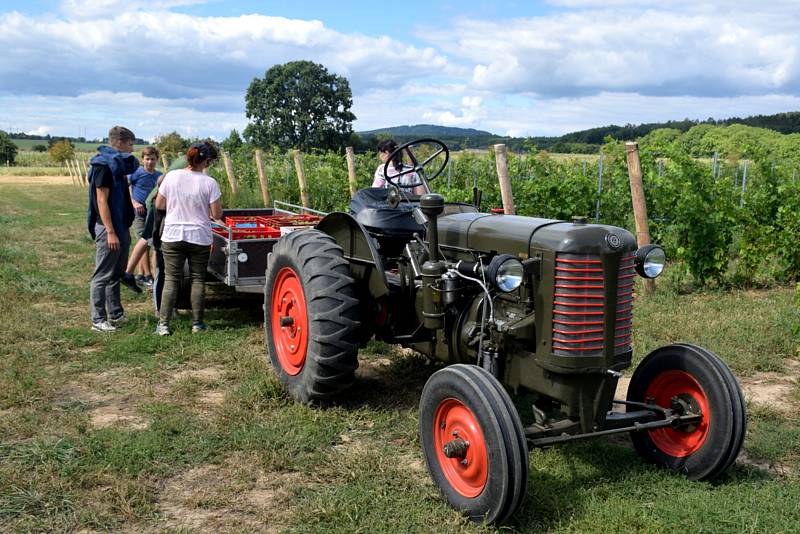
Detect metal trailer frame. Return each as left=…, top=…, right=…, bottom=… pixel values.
left=207, top=201, right=327, bottom=294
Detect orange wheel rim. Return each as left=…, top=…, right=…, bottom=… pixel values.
left=433, top=398, right=488, bottom=498
left=271, top=267, right=308, bottom=376
left=646, top=370, right=710, bottom=457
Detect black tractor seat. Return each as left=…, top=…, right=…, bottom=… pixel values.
left=350, top=187, right=424, bottom=237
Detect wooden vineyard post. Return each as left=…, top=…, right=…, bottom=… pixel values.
left=76, top=158, right=87, bottom=186
left=345, top=146, right=358, bottom=198
left=625, top=142, right=655, bottom=294
left=64, top=160, right=76, bottom=185
left=70, top=159, right=80, bottom=185
left=254, top=149, right=271, bottom=207
left=221, top=151, right=238, bottom=197
left=292, top=149, right=310, bottom=208
left=161, top=154, right=169, bottom=172
left=494, top=144, right=515, bottom=215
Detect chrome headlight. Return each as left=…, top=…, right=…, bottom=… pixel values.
left=635, top=244, right=665, bottom=279
left=487, top=254, right=524, bottom=292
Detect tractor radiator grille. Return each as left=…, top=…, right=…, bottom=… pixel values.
left=552, top=253, right=635, bottom=357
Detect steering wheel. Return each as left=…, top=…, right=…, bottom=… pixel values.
left=382, top=138, right=449, bottom=191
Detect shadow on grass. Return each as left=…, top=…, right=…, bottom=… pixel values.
left=511, top=439, right=775, bottom=532
left=336, top=349, right=436, bottom=411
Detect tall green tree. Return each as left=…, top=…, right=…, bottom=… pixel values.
left=48, top=139, right=74, bottom=164
left=222, top=129, right=243, bottom=153
left=154, top=131, right=188, bottom=158
left=0, top=131, right=18, bottom=165
left=244, top=60, right=356, bottom=151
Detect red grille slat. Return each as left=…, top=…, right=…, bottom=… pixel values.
left=553, top=336, right=605, bottom=344
left=556, top=258, right=603, bottom=264
left=556, top=267, right=604, bottom=273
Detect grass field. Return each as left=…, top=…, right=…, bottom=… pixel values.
left=0, top=181, right=799, bottom=532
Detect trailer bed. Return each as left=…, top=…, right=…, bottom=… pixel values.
left=207, top=204, right=325, bottom=293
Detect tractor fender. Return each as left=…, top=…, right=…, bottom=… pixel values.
left=316, top=212, right=389, bottom=299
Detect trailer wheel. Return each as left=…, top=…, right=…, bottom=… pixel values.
left=419, top=364, right=528, bottom=524
left=627, top=343, right=746, bottom=480
left=264, top=229, right=361, bottom=403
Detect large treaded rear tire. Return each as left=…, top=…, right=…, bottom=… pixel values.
left=264, top=229, right=361, bottom=403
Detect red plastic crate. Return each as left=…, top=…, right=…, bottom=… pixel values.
left=256, top=214, right=322, bottom=229
left=224, top=215, right=262, bottom=227
left=212, top=225, right=280, bottom=240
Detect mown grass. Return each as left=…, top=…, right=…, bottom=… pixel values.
left=0, top=182, right=798, bottom=532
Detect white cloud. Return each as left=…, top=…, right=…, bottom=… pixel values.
left=0, top=91, right=246, bottom=141
left=0, top=10, right=452, bottom=101
left=427, top=6, right=800, bottom=98
left=1, top=2, right=799, bottom=140
left=27, top=126, right=55, bottom=136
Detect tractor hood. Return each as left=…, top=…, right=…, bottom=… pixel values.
left=438, top=212, right=637, bottom=256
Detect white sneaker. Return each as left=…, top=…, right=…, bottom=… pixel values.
left=154, top=322, right=171, bottom=336
left=91, top=320, right=117, bottom=332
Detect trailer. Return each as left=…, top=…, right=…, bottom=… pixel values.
left=205, top=201, right=325, bottom=293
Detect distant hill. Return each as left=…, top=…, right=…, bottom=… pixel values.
left=358, top=111, right=800, bottom=154
left=358, top=124, right=495, bottom=138
left=357, top=124, right=527, bottom=152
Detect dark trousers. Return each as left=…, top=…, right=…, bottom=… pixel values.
left=152, top=248, right=165, bottom=317
left=90, top=223, right=130, bottom=323
left=159, top=241, right=210, bottom=324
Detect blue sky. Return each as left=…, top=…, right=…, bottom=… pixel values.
left=1, top=0, right=799, bottom=141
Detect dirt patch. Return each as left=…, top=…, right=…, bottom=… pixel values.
left=156, top=454, right=302, bottom=532
left=740, top=360, right=799, bottom=415
left=167, top=366, right=227, bottom=410
left=57, top=365, right=230, bottom=431
left=355, top=357, right=393, bottom=380
left=736, top=450, right=796, bottom=478
left=396, top=451, right=431, bottom=485
left=0, top=175, right=72, bottom=185
left=169, top=367, right=225, bottom=383
left=59, top=369, right=150, bottom=430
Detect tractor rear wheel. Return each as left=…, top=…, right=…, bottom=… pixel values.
left=419, top=364, right=528, bottom=524
left=264, top=229, right=361, bottom=403
left=627, top=343, right=746, bottom=480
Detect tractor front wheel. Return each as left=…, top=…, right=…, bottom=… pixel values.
left=264, top=229, right=361, bottom=403
left=419, top=364, right=528, bottom=524
left=627, top=343, right=746, bottom=480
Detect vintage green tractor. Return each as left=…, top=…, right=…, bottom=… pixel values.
left=263, top=139, right=746, bottom=524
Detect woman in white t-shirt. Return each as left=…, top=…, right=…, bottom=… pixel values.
left=372, top=139, right=426, bottom=195
left=154, top=142, right=222, bottom=335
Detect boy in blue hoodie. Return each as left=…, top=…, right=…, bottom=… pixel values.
left=87, top=125, right=138, bottom=332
